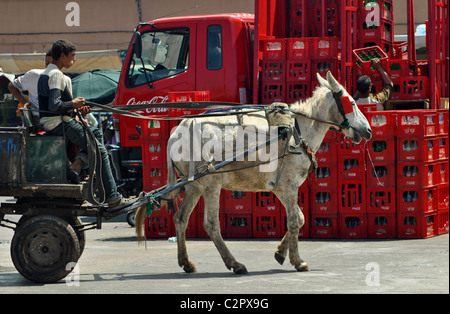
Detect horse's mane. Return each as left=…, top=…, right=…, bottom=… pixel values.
left=289, top=85, right=331, bottom=119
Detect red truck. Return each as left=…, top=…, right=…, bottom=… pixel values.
left=110, top=0, right=448, bottom=198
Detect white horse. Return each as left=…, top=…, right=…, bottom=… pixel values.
left=136, top=72, right=372, bottom=274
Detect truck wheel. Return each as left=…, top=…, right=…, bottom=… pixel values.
left=10, top=215, right=80, bottom=283
left=127, top=211, right=136, bottom=227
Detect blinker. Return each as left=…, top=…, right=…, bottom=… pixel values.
left=340, top=96, right=354, bottom=115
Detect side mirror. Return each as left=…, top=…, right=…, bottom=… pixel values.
left=133, top=32, right=143, bottom=59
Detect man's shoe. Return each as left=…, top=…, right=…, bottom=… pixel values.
left=108, top=197, right=136, bottom=212
left=67, top=169, right=81, bottom=184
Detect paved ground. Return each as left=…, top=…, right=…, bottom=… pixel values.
left=1, top=212, right=448, bottom=296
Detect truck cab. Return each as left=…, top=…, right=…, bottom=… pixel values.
left=112, top=14, right=254, bottom=195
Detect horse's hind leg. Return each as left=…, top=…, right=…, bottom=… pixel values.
left=274, top=190, right=310, bottom=272
left=203, top=187, right=248, bottom=275
left=173, top=186, right=201, bottom=273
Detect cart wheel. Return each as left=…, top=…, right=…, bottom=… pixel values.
left=127, top=211, right=136, bottom=227
left=10, top=215, right=80, bottom=283
left=64, top=217, right=86, bottom=258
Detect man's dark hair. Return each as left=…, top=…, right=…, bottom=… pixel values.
left=356, top=75, right=372, bottom=94
left=51, top=40, right=76, bottom=61
left=46, top=49, right=52, bottom=57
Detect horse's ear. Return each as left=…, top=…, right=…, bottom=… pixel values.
left=316, top=73, right=330, bottom=89
left=326, top=71, right=341, bottom=92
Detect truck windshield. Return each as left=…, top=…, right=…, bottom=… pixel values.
left=126, top=27, right=190, bottom=88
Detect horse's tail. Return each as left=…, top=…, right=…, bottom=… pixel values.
left=135, top=201, right=147, bottom=246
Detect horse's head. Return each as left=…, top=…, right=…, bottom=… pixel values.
left=316, top=71, right=372, bottom=144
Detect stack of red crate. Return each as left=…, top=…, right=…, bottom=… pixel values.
left=309, top=130, right=339, bottom=238
left=286, top=38, right=312, bottom=103
left=395, top=110, right=440, bottom=238
left=222, top=190, right=253, bottom=238
left=252, top=191, right=281, bottom=238
left=364, top=111, right=397, bottom=238
left=261, top=39, right=287, bottom=104
left=337, top=131, right=368, bottom=239
left=356, top=0, right=394, bottom=57
left=436, top=109, right=449, bottom=235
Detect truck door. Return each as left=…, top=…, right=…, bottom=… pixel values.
left=196, top=18, right=250, bottom=104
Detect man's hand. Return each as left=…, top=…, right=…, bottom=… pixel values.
left=73, top=97, right=86, bottom=109
left=371, top=58, right=383, bottom=70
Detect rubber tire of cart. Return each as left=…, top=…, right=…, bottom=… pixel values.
left=10, top=215, right=81, bottom=283
left=17, top=215, right=86, bottom=258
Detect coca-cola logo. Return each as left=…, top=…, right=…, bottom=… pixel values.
left=126, top=96, right=170, bottom=114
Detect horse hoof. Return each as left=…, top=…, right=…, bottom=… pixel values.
left=274, top=252, right=285, bottom=265
left=296, top=262, right=310, bottom=272
left=233, top=264, right=248, bottom=275
left=183, top=264, right=197, bottom=273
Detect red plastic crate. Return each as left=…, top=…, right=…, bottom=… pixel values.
left=358, top=0, right=394, bottom=24
left=364, top=111, right=397, bottom=137
left=261, top=82, right=285, bottom=103
left=396, top=161, right=437, bottom=188
left=312, top=59, right=340, bottom=79
left=339, top=214, right=367, bottom=239
left=287, top=38, right=311, bottom=59
left=310, top=162, right=338, bottom=188
left=400, top=76, right=430, bottom=100
left=436, top=135, right=449, bottom=160
left=338, top=155, right=366, bottom=180
left=353, top=46, right=389, bottom=80
left=337, top=133, right=366, bottom=156
left=397, top=110, right=437, bottom=137
left=438, top=184, right=449, bottom=210
left=358, top=19, right=393, bottom=42
left=358, top=40, right=393, bottom=59
left=141, top=120, right=170, bottom=140
left=142, top=140, right=167, bottom=165
left=367, top=214, right=397, bottom=239
left=252, top=213, right=281, bottom=238
left=316, top=137, right=338, bottom=163
left=142, top=163, right=168, bottom=191
left=225, top=214, right=252, bottom=238
left=366, top=136, right=396, bottom=162
left=396, top=136, right=436, bottom=162
left=438, top=208, right=449, bottom=235
left=168, top=91, right=210, bottom=117
left=286, top=60, right=311, bottom=82
left=253, top=192, right=280, bottom=214
left=261, top=38, right=286, bottom=60
left=262, top=60, right=285, bottom=82
left=286, top=82, right=311, bottom=103
left=197, top=212, right=226, bottom=238
left=437, top=109, right=449, bottom=135
left=281, top=209, right=309, bottom=239
left=310, top=37, right=340, bottom=59
left=436, top=160, right=449, bottom=185
left=222, top=190, right=253, bottom=214
left=392, top=41, right=408, bottom=59
left=289, top=6, right=308, bottom=38
left=358, top=103, right=378, bottom=116
left=367, top=187, right=396, bottom=214
left=310, top=187, right=338, bottom=214
left=366, top=162, right=396, bottom=188
left=145, top=211, right=173, bottom=238
left=387, top=59, right=415, bottom=80
left=310, top=214, right=338, bottom=238
left=397, top=186, right=438, bottom=214
left=397, top=211, right=438, bottom=239
left=339, top=181, right=367, bottom=214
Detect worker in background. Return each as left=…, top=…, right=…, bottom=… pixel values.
left=353, top=58, right=394, bottom=111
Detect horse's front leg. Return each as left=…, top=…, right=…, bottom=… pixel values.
left=274, top=191, right=310, bottom=272
left=203, top=187, right=248, bottom=275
